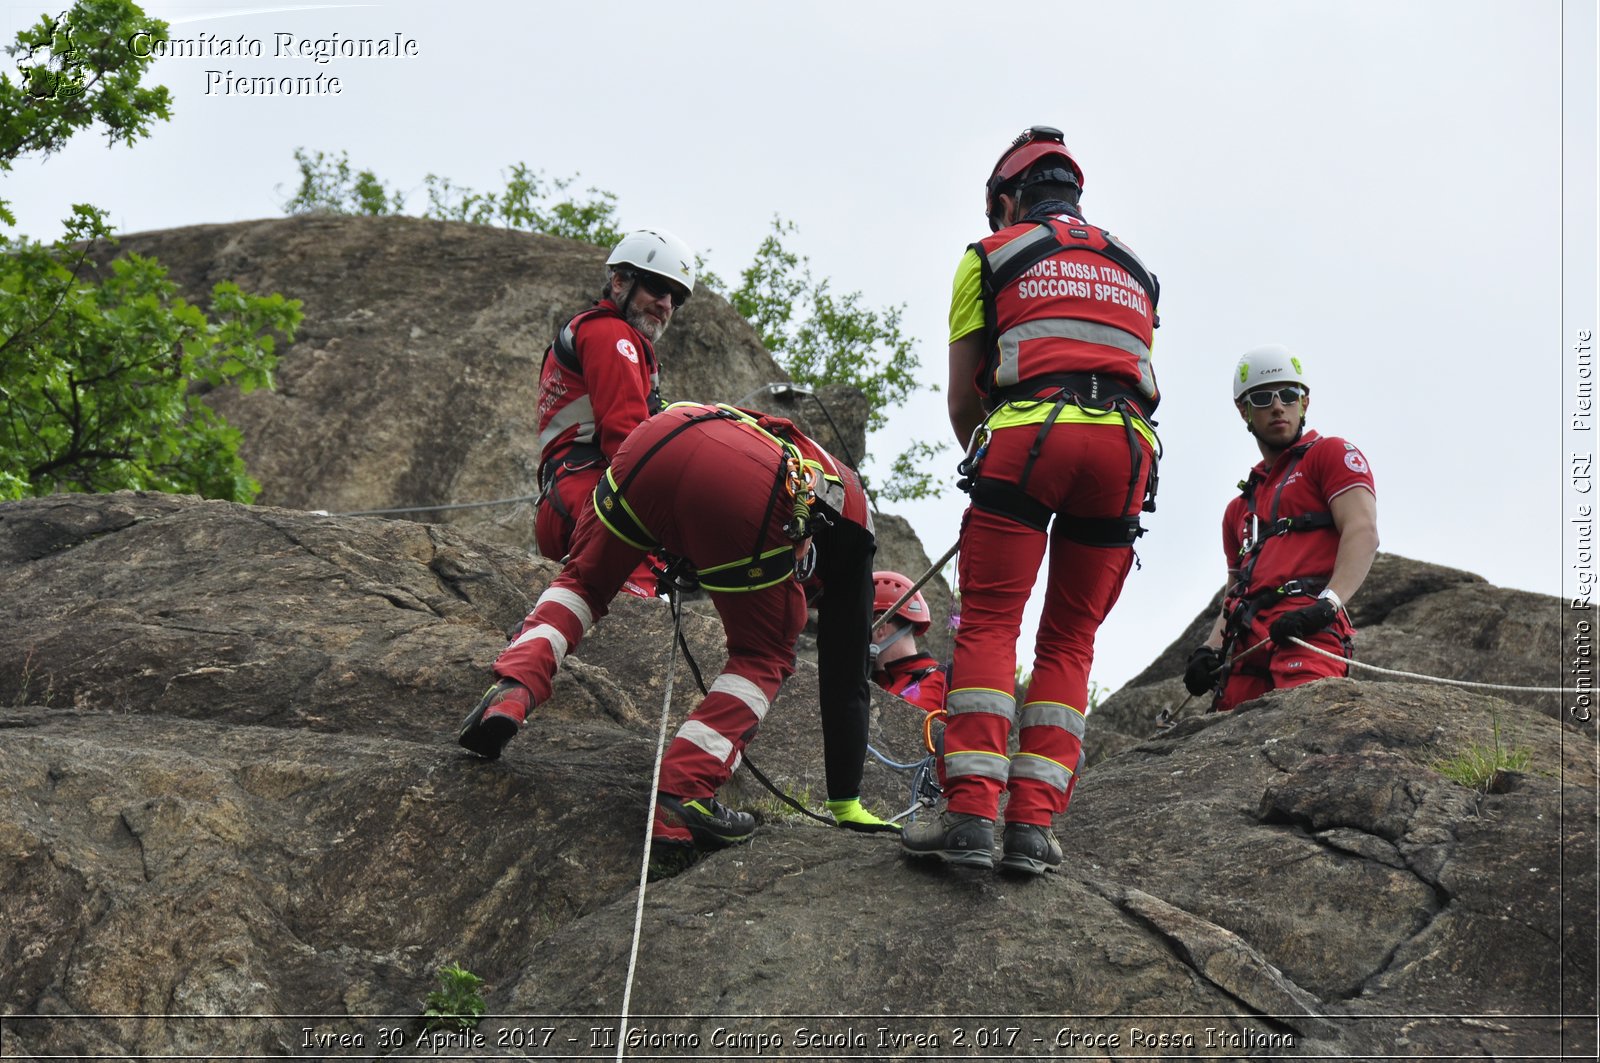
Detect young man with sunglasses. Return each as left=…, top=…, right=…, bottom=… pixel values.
left=534, top=229, right=695, bottom=592
left=1183, top=345, right=1379, bottom=712
left=901, top=126, right=1160, bottom=876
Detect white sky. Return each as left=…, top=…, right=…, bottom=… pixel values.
left=4, top=1, right=1596, bottom=696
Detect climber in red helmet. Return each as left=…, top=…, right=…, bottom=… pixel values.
left=869, top=570, right=946, bottom=714
left=902, top=126, right=1161, bottom=877
left=1182, top=345, right=1379, bottom=712
left=534, top=229, right=695, bottom=596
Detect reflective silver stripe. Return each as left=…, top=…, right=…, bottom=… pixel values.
left=995, top=318, right=1153, bottom=389
left=985, top=225, right=1059, bottom=278
left=539, top=397, right=596, bottom=449
left=946, top=688, right=1016, bottom=723
left=709, top=673, right=770, bottom=722
left=945, top=750, right=1011, bottom=782
left=1009, top=752, right=1073, bottom=792
left=507, top=623, right=568, bottom=662
left=535, top=586, right=594, bottom=631
left=1018, top=701, right=1086, bottom=740
left=814, top=473, right=846, bottom=515
left=675, top=719, right=734, bottom=763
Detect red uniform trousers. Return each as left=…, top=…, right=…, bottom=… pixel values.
left=495, top=413, right=807, bottom=845
left=1216, top=602, right=1352, bottom=711
left=534, top=459, right=601, bottom=562
left=535, top=459, right=656, bottom=598
left=944, top=419, right=1151, bottom=827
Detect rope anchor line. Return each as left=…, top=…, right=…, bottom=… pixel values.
left=1286, top=636, right=1573, bottom=694
left=323, top=494, right=539, bottom=517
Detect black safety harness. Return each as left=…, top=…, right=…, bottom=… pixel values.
left=1211, top=439, right=1347, bottom=696
left=592, top=405, right=817, bottom=593
left=957, top=376, right=1159, bottom=546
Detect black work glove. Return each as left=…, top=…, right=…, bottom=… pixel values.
left=1183, top=646, right=1223, bottom=696
left=1268, top=599, right=1339, bottom=647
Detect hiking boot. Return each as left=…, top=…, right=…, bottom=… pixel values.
left=457, top=679, right=531, bottom=759
left=647, top=839, right=700, bottom=882
left=1000, top=822, right=1063, bottom=876
left=655, top=794, right=757, bottom=851
left=899, top=810, right=995, bottom=869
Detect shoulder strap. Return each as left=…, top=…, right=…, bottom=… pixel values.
left=550, top=303, right=626, bottom=374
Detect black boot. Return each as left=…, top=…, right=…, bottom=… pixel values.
left=457, top=679, right=531, bottom=759
left=655, top=795, right=757, bottom=851
left=1000, top=822, right=1063, bottom=876
left=899, top=811, right=995, bottom=869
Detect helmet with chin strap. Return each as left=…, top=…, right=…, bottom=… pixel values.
left=984, top=125, right=1085, bottom=232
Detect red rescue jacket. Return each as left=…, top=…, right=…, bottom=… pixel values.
left=972, top=212, right=1159, bottom=409
left=535, top=301, right=661, bottom=474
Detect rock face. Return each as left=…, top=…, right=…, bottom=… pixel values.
left=105, top=216, right=957, bottom=661
left=1, top=492, right=1594, bottom=1061
left=1088, top=553, right=1570, bottom=763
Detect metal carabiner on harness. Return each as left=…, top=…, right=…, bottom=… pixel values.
left=1239, top=513, right=1261, bottom=557
left=955, top=422, right=991, bottom=487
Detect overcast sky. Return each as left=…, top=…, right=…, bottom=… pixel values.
left=5, top=1, right=1595, bottom=699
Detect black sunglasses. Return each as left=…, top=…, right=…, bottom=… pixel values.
left=633, top=272, right=688, bottom=308
left=1243, top=385, right=1306, bottom=408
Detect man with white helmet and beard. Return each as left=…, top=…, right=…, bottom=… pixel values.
left=1184, top=345, right=1379, bottom=712
left=534, top=228, right=695, bottom=593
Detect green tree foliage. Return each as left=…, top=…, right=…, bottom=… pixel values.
left=0, top=0, right=171, bottom=224
left=281, top=148, right=403, bottom=217
left=284, top=149, right=624, bottom=247
left=729, top=217, right=946, bottom=502
left=1, top=1, right=301, bottom=502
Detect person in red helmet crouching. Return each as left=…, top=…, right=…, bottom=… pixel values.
left=869, top=570, right=947, bottom=714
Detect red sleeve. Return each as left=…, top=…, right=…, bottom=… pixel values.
left=1307, top=436, right=1376, bottom=505
left=573, top=317, right=655, bottom=459
left=1221, top=495, right=1244, bottom=575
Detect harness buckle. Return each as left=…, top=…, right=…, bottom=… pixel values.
left=1279, top=579, right=1308, bottom=597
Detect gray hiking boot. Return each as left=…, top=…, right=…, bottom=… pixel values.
left=900, top=810, right=995, bottom=869
left=1000, top=822, right=1063, bottom=876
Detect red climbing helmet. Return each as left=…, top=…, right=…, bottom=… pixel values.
left=984, top=125, right=1084, bottom=232
left=873, top=570, right=931, bottom=635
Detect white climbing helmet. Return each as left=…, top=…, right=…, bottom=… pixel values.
left=1233, top=344, right=1308, bottom=400
left=606, top=228, right=696, bottom=301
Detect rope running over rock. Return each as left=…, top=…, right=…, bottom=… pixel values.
left=1289, top=636, right=1572, bottom=694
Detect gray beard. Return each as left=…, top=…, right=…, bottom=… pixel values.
left=625, top=304, right=665, bottom=343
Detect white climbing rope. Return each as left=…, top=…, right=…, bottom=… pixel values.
left=615, top=593, right=683, bottom=1060
left=1289, top=636, right=1572, bottom=694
